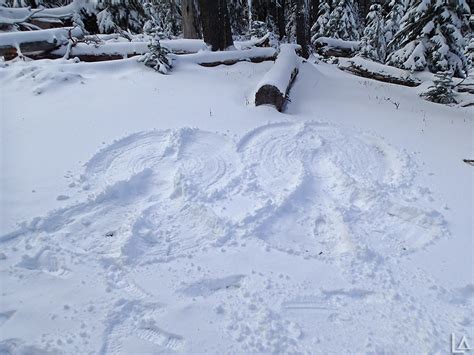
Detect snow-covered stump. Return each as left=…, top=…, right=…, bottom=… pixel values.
left=0, top=27, right=83, bottom=59
left=254, top=44, right=300, bottom=112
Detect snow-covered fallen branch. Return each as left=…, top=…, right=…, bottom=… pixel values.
left=313, top=37, right=360, bottom=58
left=455, top=75, right=474, bottom=95
left=235, top=33, right=271, bottom=50
left=0, top=26, right=83, bottom=59
left=254, top=44, right=300, bottom=112
left=176, top=47, right=277, bottom=67
left=338, top=57, right=421, bottom=87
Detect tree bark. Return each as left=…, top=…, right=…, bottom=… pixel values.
left=295, top=0, right=309, bottom=58
left=308, top=0, right=319, bottom=26
left=276, top=0, right=286, bottom=40
left=181, top=0, right=201, bottom=39
left=357, top=0, right=371, bottom=22
left=198, top=0, right=233, bottom=51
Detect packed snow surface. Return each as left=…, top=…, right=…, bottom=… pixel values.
left=0, top=55, right=473, bottom=354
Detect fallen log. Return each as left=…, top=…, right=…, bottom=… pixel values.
left=2, top=36, right=208, bottom=61
left=0, top=26, right=83, bottom=59
left=254, top=44, right=300, bottom=112
left=176, top=47, right=277, bottom=67
left=338, top=57, right=421, bottom=87
left=313, top=37, right=360, bottom=58
left=48, top=39, right=208, bottom=60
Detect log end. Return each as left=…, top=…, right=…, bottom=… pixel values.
left=255, top=85, right=286, bottom=112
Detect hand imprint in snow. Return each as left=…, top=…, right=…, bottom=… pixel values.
left=1, top=122, right=447, bottom=267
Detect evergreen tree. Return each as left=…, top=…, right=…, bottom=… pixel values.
left=249, top=20, right=269, bottom=38
left=286, top=0, right=310, bottom=57
left=144, top=0, right=181, bottom=38
left=310, top=0, right=332, bottom=42
left=228, top=0, right=250, bottom=36
left=138, top=32, right=172, bottom=74
left=466, top=37, right=474, bottom=68
left=285, top=0, right=299, bottom=42
left=359, top=3, right=387, bottom=62
left=420, top=71, right=457, bottom=104
left=326, top=0, right=361, bottom=40
left=384, top=0, right=406, bottom=43
left=95, top=0, right=147, bottom=34
left=387, top=0, right=471, bottom=77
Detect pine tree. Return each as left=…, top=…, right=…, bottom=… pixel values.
left=249, top=20, right=269, bottom=38
left=466, top=37, right=474, bottom=68
left=95, top=0, right=147, bottom=34
left=144, top=0, right=181, bottom=38
left=286, top=0, right=310, bottom=57
left=420, top=71, right=457, bottom=104
left=138, top=33, right=172, bottom=74
left=310, top=0, right=332, bottom=42
left=384, top=0, right=406, bottom=43
left=387, top=0, right=471, bottom=78
left=326, top=0, right=361, bottom=40
left=228, top=0, right=250, bottom=36
left=359, top=3, right=387, bottom=62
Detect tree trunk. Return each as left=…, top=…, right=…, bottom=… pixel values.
left=308, top=0, right=319, bottom=26
left=198, top=0, right=233, bottom=51
left=181, top=0, right=201, bottom=39
left=295, top=0, right=309, bottom=58
left=276, top=0, right=286, bottom=40
left=357, top=0, right=371, bottom=22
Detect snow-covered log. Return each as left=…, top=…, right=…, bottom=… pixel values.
left=0, top=27, right=83, bottom=59
left=177, top=47, right=277, bottom=67
left=338, top=57, right=421, bottom=87
left=254, top=44, right=300, bottom=112
left=313, top=37, right=360, bottom=58
left=0, top=4, right=77, bottom=30
left=48, top=39, right=209, bottom=60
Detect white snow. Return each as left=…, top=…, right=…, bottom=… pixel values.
left=0, top=54, right=473, bottom=354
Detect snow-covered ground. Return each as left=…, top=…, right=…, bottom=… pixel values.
left=0, top=56, right=473, bottom=354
